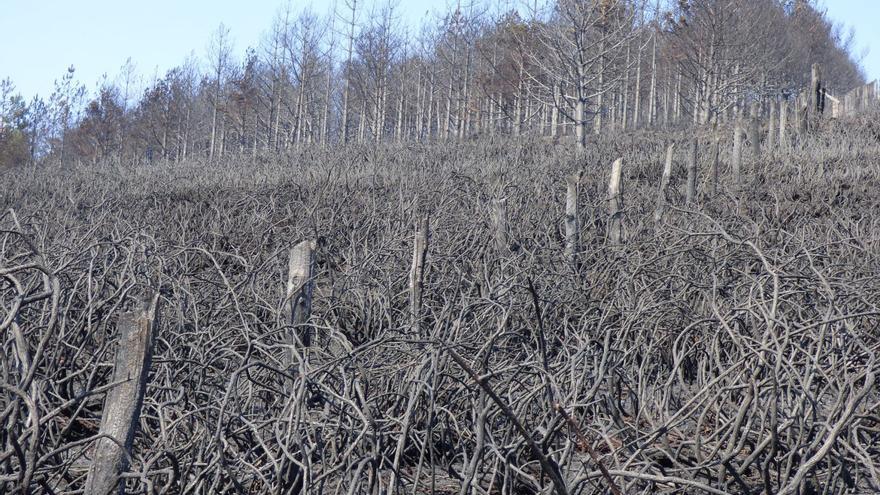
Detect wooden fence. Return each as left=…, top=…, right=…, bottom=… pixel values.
left=828, top=80, right=879, bottom=118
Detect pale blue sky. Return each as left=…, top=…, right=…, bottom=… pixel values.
left=1, top=0, right=877, bottom=101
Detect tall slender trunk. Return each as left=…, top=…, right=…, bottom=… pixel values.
left=295, top=82, right=305, bottom=145
left=434, top=90, right=442, bottom=139
left=426, top=69, right=435, bottom=140
left=444, top=48, right=456, bottom=141
left=594, top=45, right=605, bottom=135
left=209, top=105, right=217, bottom=161
left=576, top=96, right=586, bottom=148
left=161, top=121, right=168, bottom=159
left=551, top=83, right=560, bottom=138
left=633, top=46, right=642, bottom=129
left=648, top=24, right=658, bottom=125
left=396, top=77, right=405, bottom=142
left=377, top=77, right=387, bottom=143
left=662, top=67, right=670, bottom=126
left=622, top=44, right=630, bottom=131
left=358, top=98, right=367, bottom=143
left=341, top=1, right=356, bottom=144
left=415, top=67, right=424, bottom=140
left=182, top=107, right=190, bottom=160
left=513, top=65, right=524, bottom=136
left=267, top=45, right=280, bottom=151
left=779, top=99, right=787, bottom=148
left=321, top=62, right=332, bottom=148
left=272, top=85, right=281, bottom=151
left=460, top=48, right=471, bottom=139
left=674, top=67, right=683, bottom=123
left=218, top=116, right=226, bottom=158
left=252, top=109, right=258, bottom=157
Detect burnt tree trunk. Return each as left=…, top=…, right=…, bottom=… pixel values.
left=286, top=240, right=316, bottom=355
left=85, top=295, right=160, bottom=495
left=607, top=158, right=624, bottom=246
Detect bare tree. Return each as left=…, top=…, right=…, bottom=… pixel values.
left=206, top=24, right=233, bottom=161
left=527, top=0, right=642, bottom=148
left=339, top=0, right=359, bottom=143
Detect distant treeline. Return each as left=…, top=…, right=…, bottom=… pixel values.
left=0, top=0, right=865, bottom=167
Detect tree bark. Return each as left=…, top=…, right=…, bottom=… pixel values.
left=767, top=99, right=777, bottom=151
left=711, top=136, right=720, bottom=197
left=607, top=158, right=624, bottom=246
left=490, top=198, right=511, bottom=253
left=654, top=144, right=674, bottom=223
left=748, top=105, right=761, bottom=159
left=409, top=217, right=429, bottom=333
left=84, top=295, right=160, bottom=495
left=779, top=99, right=787, bottom=148
left=686, top=138, right=698, bottom=204
left=733, top=118, right=744, bottom=186
left=285, top=240, right=316, bottom=355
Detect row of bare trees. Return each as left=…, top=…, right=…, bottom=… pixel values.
left=0, top=0, right=867, bottom=167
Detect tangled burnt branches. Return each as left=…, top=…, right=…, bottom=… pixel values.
left=2, top=126, right=880, bottom=493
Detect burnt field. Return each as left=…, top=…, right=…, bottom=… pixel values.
left=3, top=118, right=880, bottom=494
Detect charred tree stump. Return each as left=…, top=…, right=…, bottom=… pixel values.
left=811, top=63, right=824, bottom=121
left=654, top=144, right=674, bottom=223
left=686, top=138, right=698, bottom=204
left=409, top=216, right=429, bottom=332
left=490, top=198, right=511, bottom=253
left=285, top=240, right=316, bottom=356
left=607, top=158, right=624, bottom=246
left=85, top=295, right=160, bottom=495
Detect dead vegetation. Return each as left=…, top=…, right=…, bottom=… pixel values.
left=2, top=118, right=880, bottom=494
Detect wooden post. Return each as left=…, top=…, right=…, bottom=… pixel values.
left=686, top=138, right=698, bottom=204
left=409, top=217, right=428, bottom=332
left=810, top=63, right=822, bottom=115
left=767, top=99, right=777, bottom=151
left=654, top=144, right=674, bottom=223
left=85, top=294, right=160, bottom=495
left=491, top=198, right=510, bottom=253
left=564, top=173, right=580, bottom=266
left=286, top=240, right=316, bottom=354
left=733, top=118, right=743, bottom=186
left=607, top=158, right=624, bottom=246
left=797, top=97, right=808, bottom=135
left=779, top=99, right=788, bottom=148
